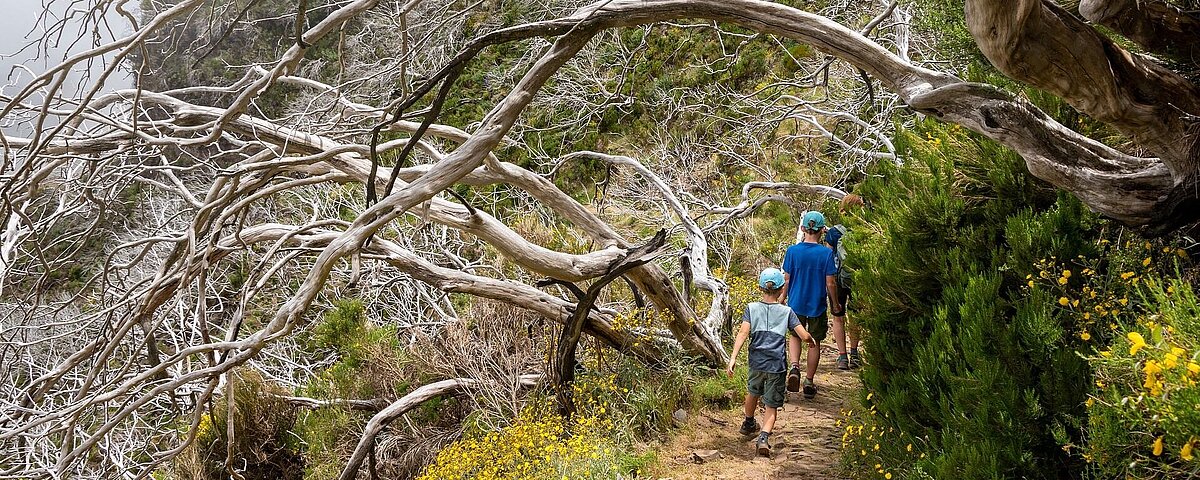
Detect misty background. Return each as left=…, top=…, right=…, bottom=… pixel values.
left=0, top=0, right=134, bottom=136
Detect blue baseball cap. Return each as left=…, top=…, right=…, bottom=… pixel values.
left=801, top=210, right=826, bottom=232
left=758, top=267, right=785, bottom=290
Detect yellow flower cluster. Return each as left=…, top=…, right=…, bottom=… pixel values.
left=836, top=395, right=921, bottom=479
left=419, top=369, right=627, bottom=479
left=1028, top=238, right=1177, bottom=345
left=417, top=407, right=616, bottom=480
left=1086, top=275, right=1200, bottom=472
left=1028, top=255, right=1127, bottom=341
left=611, top=307, right=669, bottom=348
left=1124, top=327, right=1199, bottom=398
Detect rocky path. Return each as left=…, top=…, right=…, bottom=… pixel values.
left=650, top=345, right=859, bottom=479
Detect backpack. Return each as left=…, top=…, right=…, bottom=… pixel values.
left=825, top=224, right=853, bottom=289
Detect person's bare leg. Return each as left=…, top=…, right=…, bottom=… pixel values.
left=832, top=315, right=847, bottom=355
left=848, top=312, right=861, bottom=350
left=806, top=341, right=820, bottom=380
left=761, top=406, right=778, bottom=433
left=743, top=394, right=759, bottom=418
left=788, top=335, right=802, bottom=368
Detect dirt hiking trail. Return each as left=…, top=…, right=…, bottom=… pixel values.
left=651, top=345, right=859, bottom=479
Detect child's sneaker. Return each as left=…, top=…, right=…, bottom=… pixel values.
left=755, top=432, right=771, bottom=456
left=836, top=354, right=850, bottom=370
left=786, top=365, right=802, bottom=393
left=739, top=417, right=760, bottom=436
left=849, top=350, right=862, bottom=369
left=803, top=379, right=818, bottom=400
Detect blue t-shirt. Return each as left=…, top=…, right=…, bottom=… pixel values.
left=781, top=241, right=837, bottom=317
left=742, top=302, right=802, bottom=373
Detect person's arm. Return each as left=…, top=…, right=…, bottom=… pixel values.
left=827, top=274, right=843, bottom=316
left=824, top=248, right=842, bottom=316
left=727, top=321, right=751, bottom=377
left=780, top=272, right=790, bottom=303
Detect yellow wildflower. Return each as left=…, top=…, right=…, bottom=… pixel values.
left=1080, top=331, right=1091, bottom=341
left=1059, top=297, right=1070, bottom=306
left=1165, top=353, right=1179, bottom=369
left=1183, top=439, right=1195, bottom=461
left=1058, top=277, right=1068, bottom=285
left=1121, top=272, right=1136, bottom=280
left=1153, top=436, right=1163, bottom=456
left=1062, top=270, right=1072, bottom=278
left=1188, top=362, right=1200, bottom=377
left=1142, top=257, right=1152, bottom=267
left=1128, top=332, right=1147, bottom=355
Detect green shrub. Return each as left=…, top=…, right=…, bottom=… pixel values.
left=1083, top=272, right=1200, bottom=478
left=848, top=118, right=1097, bottom=478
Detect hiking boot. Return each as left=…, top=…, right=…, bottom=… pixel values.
left=803, top=379, right=818, bottom=400
left=849, top=350, right=862, bottom=369
left=786, top=365, right=802, bottom=393
left=755, top=433, right=771, bottom=456
left=739, top=417, right=760, bottom=436
left=836, top=354, right=850, bottom=370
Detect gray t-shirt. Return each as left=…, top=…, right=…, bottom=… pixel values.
left=743, top=302, right=802, bottom=373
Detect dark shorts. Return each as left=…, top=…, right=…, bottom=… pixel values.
left=797, top=312, right=829, bottom=343
left=834, top=287, right=852, bottom=313
left=747, top=370, right=787, bottom=408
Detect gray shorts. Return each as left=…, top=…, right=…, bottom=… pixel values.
left=747, top=369, right=787, bottom=408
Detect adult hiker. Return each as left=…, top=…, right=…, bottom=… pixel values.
left=825, top=194, right=864, bottom=369
left=781, top=210, right=840, bottom=399
left=726, top=267, right=817, bottom=456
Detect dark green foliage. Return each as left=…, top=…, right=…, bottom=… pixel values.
left=303, top=298, right=405, bottom=399
left=849, top=118, right=1100, bottom=478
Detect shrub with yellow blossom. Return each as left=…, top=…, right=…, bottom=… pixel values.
left=417, top=406, right=624, bottom=480
left=1085, top=276, right=1200, bottom=478
left=838, top=392, right=927, bottom=479
left=419, top=360, right=669, bottom=479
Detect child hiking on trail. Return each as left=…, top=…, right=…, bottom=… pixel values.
left=782, top=210, right=840, bottom=399
left=726, top=267, right=817, bottom=457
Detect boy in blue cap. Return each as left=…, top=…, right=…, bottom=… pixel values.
left=726, top=267, right=817, bottom=456
left=781, top=210, right=840, bottom=399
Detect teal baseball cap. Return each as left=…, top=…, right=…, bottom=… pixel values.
left=758, top=267, right=785, bottom=290
left=801, top=210, right=826, bottom=232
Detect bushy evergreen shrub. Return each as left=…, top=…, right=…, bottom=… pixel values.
left=847, top=119, right=1099, bottom=478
